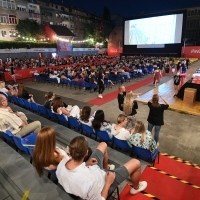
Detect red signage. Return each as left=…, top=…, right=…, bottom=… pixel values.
left=107, top=47, right=123, bottom=56
left=182, top=46, right=200, bottom=58
left=4, top=59, right=118, bottom=81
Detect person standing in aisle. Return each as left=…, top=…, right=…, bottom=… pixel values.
left=153, top=67, right=162, bottom=87
left=97, top=68, right=105, bottom=98
left=147, top=94, right=169, bottom=145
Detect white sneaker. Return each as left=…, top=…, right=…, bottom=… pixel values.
left=108, top=164, right=115, bottom=170
left=130, top=181, right=147, bottom=195
left=98, top=94, right=103, bottom=99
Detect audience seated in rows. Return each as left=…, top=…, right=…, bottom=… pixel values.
left=0, top=94, right=41, bottom=137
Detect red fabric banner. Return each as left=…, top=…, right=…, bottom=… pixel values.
left=107, top=47, right=123, bottom=56
left=182, top=46, right=200, bottom=58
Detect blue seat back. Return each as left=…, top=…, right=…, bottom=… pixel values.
left=30, top=102, right=39, bottom=113
left=68, top=117, right=80, bottom=129
left=57, top=114, right=69, bottom=125
left=17, top=98, right=25, bottom=107
left=47, top=109, right=58, bottom=121
left=113, top=137, right=131, bottom=151
left=38, top=105, right=48, bottom=117
left=22, top=99, right=31, bottom=109
left=1, top=131, right=15, bottom=144
left=96, top=130, right=112, bottom=142
left=133, top=146, right=159, bottom=162
left=81, top=124, right=95, bottom=136
left=12, top=135, right=29, bottom=154
left=21, top=134, right=37, bottom=156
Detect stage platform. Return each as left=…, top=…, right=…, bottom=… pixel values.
left=136, top=79, right=200, bottom=116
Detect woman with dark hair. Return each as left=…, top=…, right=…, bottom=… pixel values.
left=44, top=91, right=55, bottom=109
left=128, top=121, right=157, bottom=152
left=92, top=110, right=112, bottom=138
left=147, top=94, right=169, bottom=145
left=18, top=83, right=35, bottom=102
left=52, top=96, right=80, bottom=119
left=97, top=68, right=105, bottom=98
left=80, top=106, right=93, bottom=126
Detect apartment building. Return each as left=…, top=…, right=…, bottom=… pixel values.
left=0, top=0, right=102, bottom=42
left=185, top=7, right=200, bottom=45
left=0, top=0, right=40, bottom=41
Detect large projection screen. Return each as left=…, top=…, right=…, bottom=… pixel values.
left=122, top=10, right=186, bottom=57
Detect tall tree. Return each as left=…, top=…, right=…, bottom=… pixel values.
left=84, top=19, right=114, bottom=47
left=16, top=19, right=44, bottom=39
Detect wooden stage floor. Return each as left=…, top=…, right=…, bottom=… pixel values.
left=136, top=79, right=200, bottom=116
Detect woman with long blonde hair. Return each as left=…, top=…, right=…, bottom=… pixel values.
left=33, top=127, right=69, bottom=177
left=128, top=121, right=157, bottom=152
left=123, top=91, right=138, bottom=129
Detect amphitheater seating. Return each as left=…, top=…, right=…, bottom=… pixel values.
left=8, top=95, right=158, bottom=165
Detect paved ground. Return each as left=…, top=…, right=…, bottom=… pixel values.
left=25, top=61, right=200, bottom=165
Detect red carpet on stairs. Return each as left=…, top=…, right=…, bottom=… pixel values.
left=119, top=155, right=200, bottom=200
left=88, top=76, right=155, bottom=106
left=154, top=154, right=200, bottom=186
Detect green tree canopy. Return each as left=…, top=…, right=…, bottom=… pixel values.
left=16, top=19, right=44, bottom=39
left=84, top=19, right=114, bottom=47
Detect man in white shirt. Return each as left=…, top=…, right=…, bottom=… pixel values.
left=0, top=94, right=41, bottom=137
left=56, top=136, right=147, bottom=200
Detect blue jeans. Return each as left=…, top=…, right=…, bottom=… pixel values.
left=148, top=122, right=161, bottom=144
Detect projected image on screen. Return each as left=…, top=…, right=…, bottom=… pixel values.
left=124, top=14, right=183, bottom=45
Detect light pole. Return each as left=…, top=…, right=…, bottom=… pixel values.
left=182, top=38, right=187, bottom=58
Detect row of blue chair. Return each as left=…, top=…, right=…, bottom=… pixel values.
left=0, top=130, right=37, bottom=163
left=9, top=95, right=159, bottom=166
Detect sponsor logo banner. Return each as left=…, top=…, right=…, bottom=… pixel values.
left=182, top=46, right=200, bottom=58
left=107, top=47, right=123, bottom=56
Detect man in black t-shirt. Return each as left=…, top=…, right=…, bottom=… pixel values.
left=117, top=85, right=126, bottom=111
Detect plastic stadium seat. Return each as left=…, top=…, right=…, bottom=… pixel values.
left=113, top=136, right=131, bottom=152
left=68, top=117, right=80, bottom=130
left=133, top=146, right=160, bottom=166
left=81, top=124, right=96, bottom=139
left=96, top=130, right=112, bottom=143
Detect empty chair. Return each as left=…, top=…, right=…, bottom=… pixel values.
left=30, top=102, right=40, bottom=113
left=22, top=99, right=32, bottom=110
left=0, top=131, right=15, bottom=144
left=68, top=117, right=80, bottom=130
left=133, top=146, right=160, bottom=166
left=96, top=130, right=112, bottom=143
left=81, top=123, right=96, bottom=139
left=38, top=105, right=49, bottom=118
left=17, top=98, right=25, bottom=107
left=46, top=109, right=59, bottom=122
left=113, top=136, right=131, bottom=152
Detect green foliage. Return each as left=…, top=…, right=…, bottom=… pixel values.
left=16, top=19, right=45, bottom=39
left=0, top=41, right=56, bottom=49
left=84, top=19, right=114, bottom=48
